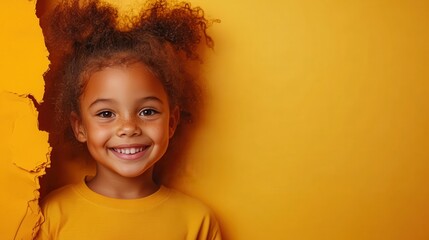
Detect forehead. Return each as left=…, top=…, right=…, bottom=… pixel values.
left=80, top=62, right=168, bottom=104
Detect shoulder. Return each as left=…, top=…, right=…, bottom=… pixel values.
left=40, top=183, right=81, bottom=212
left=37, top=183, right=82, bottom=239
left=162, top=187, right=222, bottom=240
left=163, top=187, right=211, bottom=215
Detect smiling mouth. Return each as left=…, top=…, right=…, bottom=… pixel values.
left=112, top=147, right=147, bottom=155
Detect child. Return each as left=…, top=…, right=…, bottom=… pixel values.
left=36, top=0, right=221, bottom=239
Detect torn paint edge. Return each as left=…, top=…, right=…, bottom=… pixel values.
left=1, top=0, right=51, bottom=238
left=9, top=93, right=51, bottom=240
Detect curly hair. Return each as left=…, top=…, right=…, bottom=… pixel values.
left=39, top=0, right=214, bottom=142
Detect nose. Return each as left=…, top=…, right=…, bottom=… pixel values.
left=116, top=116, right=142, bottom=137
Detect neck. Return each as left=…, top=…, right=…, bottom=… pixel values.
left=86, top=167, right=160, bottom=199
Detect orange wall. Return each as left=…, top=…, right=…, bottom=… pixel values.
left=1, top=0, right=429, bottom=239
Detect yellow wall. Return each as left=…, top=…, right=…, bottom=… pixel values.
left=1, top=0, right=428, bottom=239
left=0, top=1, right=50, bottom=239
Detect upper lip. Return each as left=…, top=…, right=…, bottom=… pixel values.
left=110, top=144, right=148, bottom=149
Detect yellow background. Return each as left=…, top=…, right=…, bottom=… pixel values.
left=1, top=0, right=428, bottom=239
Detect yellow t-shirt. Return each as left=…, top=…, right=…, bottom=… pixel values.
left=37, top=180, right=221, bottom=240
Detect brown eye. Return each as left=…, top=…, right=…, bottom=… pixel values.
left=96, top=111, right=114, bottom=118
left=139, top=109, right=159, bottom=116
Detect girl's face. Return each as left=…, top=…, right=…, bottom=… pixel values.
left=71, top=62, right=179, bottom=179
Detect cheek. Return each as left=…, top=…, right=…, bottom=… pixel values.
left=146, top=121, right=170, bottom=145
left=85, top=122, right=112, bottom=145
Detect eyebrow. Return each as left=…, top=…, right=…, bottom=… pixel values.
left=88, top=96, right=164, bottom=109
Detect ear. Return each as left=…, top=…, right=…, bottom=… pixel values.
left=168, top=106, right=180, bottom=138
left=70, top=112, right=87, bottom=143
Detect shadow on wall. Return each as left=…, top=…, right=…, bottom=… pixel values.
left=35, top=0, right=210, bottom=199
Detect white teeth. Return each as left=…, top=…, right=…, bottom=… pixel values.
left=114, top=147, right=144, bottom=155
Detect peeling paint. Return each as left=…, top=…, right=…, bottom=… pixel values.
left=0, top=92, right=50, bottom=240
left=0, top=0, right=50, bottom=239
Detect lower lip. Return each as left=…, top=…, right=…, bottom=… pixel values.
left=110, top=148, right=148, bottom=161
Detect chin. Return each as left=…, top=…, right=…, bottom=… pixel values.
left=116, top=166, right=153, bottom=178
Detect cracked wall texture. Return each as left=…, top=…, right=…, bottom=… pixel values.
left=2, top=0, right=429, bottom=240
left=0, top=1, right=49, bottom=239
